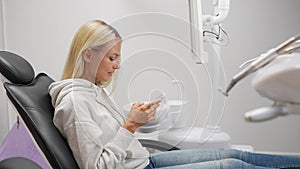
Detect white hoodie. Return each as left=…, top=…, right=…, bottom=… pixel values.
left=48, top=78, right=149, bottom=169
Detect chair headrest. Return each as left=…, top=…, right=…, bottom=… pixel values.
left=0, top=51, right=35, bottom=84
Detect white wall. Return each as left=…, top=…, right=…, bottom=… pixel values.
left=0, top=0, right=300, bottom=154
left=0, top=0, right=9, bottom=144
left=0, top=0, right=3, bottom=48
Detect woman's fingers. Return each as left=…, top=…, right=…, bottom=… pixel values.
left=151, top=99, right=161, bottom=105
left=144, top=107, right=157, bottom=122
left=140, top=99, right=161, bottom=111
left=133, top=102, right=144, bottom=108
left=140, top=103, right=151, bottom=111
left=128, top=99, right=161, bottom=125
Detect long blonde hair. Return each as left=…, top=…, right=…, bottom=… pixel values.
left=62, top=20, right=121, bottom=87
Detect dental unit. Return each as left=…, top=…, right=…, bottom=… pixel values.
left=222, top=34, right=300, bottom=122
left=122, top=0, right=235, bottom=150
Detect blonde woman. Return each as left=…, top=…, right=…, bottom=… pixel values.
left=49, top=20, right=300, bottom=169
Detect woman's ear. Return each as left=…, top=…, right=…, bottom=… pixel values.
left=82, top=48, right=93, bottom=63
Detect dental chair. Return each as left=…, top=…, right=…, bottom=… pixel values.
left=0, top=51, right=178, bottom=169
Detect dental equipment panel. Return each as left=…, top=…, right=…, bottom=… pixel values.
left=189, top=0, right=208, bottom=64
left=222, top=34, right=300, bottom=122
left=189, top=0, right=230, bottom=64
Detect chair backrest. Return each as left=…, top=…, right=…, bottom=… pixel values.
left=0, top=51, right=79, bottom=169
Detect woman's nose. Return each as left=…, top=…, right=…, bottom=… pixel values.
left=113, top=63, right=120, bottom=69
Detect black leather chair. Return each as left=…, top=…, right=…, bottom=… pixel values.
left=0, top=51, right=80, bottom=169
left=0, top=51, right=178, bottom=169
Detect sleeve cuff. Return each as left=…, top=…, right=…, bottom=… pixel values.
left=110, top=127, right=135, bottom=151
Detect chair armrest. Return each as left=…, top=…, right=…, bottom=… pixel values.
left=139, top=139, right=180, bottom=151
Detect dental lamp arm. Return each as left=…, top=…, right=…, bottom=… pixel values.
left=222, top=34, right=300, bottom=96
left=203, top=0, right=230, bottom=25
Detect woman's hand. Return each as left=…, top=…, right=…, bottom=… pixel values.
left=123, top=99, right=161, bottom=133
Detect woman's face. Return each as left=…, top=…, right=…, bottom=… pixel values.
left=95, top=40, right=121, bottom=83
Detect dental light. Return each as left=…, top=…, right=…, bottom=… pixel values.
left=223, top=34, right=300, bottom=96
left=222, top=34, right=300, bottom=122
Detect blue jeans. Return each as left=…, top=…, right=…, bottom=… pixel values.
left=144, top=149, right=300, bottom=169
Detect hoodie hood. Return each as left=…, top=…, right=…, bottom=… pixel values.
left=49, top=78, right=100, bottom=108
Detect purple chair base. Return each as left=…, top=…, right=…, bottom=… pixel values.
left=0, top=121, right=51, bottom=169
